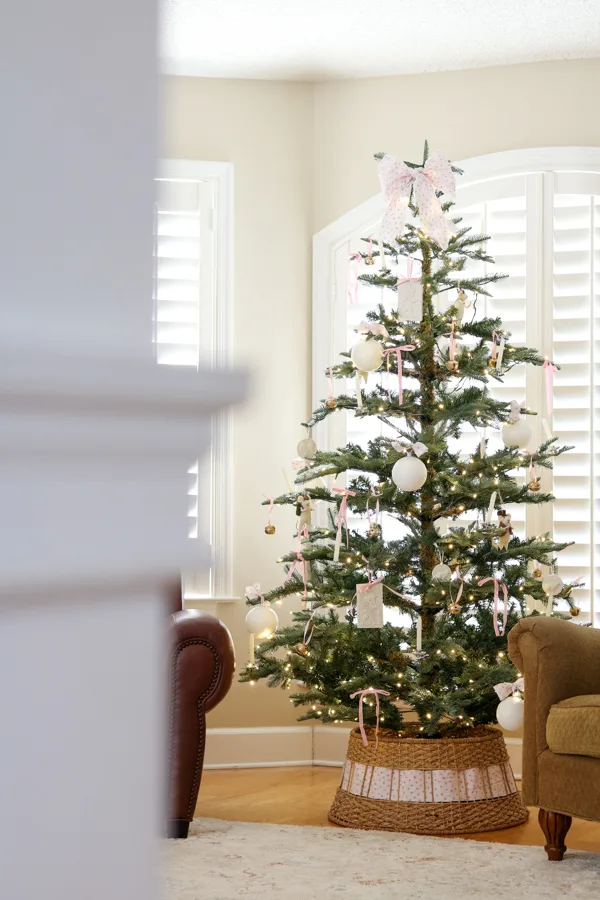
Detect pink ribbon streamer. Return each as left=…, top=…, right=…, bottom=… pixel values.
left=332, top=486, right=356, bottom=550
left=383, top=345, right=416, bottom=405
left=354, top=575, right=385, bottom=602
left=283, top=528, right=309, bottom=602
left=543, top=359, right=558, bottom=416
left=397, top=256, right=421, bottom=288
left=263, top=494, right=274, bottom=528
left=367, top=235, right=374, bottom=264
left=478, top=577, right=509, bottom=637
left=347, top=253, right=362, bottom=305
left=350, top=688, right=391, bottom=748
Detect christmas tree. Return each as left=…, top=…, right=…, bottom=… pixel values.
left=241, top=143, right=579, bottom=740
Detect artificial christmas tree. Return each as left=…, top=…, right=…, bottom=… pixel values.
left=241, top=144, right=581, bottom=834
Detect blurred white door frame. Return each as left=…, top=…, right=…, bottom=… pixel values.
left=0, top=3, right=245, bottom=899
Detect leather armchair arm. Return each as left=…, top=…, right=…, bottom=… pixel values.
left=507, top=616, right=600, bottom=804
left=167, top=609, right=235, bottom=834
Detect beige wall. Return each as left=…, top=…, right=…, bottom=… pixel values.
left=162, top=77, right=313, bottom=726
left=313, top=59, right=600, bottom=232
left=163, top=59, right=600, bottom=728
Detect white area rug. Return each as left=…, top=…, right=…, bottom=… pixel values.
left=163, top=817, right=600, bottom=899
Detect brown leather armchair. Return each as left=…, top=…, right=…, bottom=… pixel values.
left=166, top=583, right=235, bottom=838
left=508, top=617, right=600, bottom=860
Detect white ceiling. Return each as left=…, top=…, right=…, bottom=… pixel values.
left=161, top=0, right=600, bottom=80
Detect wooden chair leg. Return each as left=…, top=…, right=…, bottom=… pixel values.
left=538, top=809, right=572, bottom=861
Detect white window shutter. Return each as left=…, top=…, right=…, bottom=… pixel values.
left=154, top=162, right=233, bottom=598
left=551, top=173, right=600, bottom=624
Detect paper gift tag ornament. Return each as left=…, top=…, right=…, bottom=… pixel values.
left=357, top=581, right=384, bottom=629
left=397, top=258, right=422, bottom=322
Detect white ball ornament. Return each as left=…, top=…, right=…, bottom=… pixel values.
left=392, top=456, right=427, bottom=491
left=245, top=605, right=279, bottom=638
left=350, top=338, right=383, bottom=373
left=501, top=419, right=533, bottom=449
left=542, top=573, right=564, bottom=597
left=496, top=695, right=524, bottom=732
left=432, top=563, right=452, bottom=581
left=297, top=437, right=317, bottom=460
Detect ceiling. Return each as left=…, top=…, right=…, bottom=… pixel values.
left=160, top=0, right=600, bottom=80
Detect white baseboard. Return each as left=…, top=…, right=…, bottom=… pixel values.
left=204, top=760, right=313, bottom=770
left=205, top=725, right=522, bottom=779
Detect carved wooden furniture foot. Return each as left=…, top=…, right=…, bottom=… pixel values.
left=539, top=809, right=572, bottom=860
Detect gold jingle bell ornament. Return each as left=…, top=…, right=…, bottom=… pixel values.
left=264, top=524, right=276, bottom=535
left=532, top=567, right=542, bottom=579
left=446, top=359, right=459, bottom=372
left=294, top=642, right=309, bottom=656
left=367, top=523, right=382, bottom=539
left=570, top=606, right=581, bottom=617
left=448, top=602, right=461, bottom=614
left=528, top=478, right=541, bottom=493
left=326, top=397, right=337, bottom=408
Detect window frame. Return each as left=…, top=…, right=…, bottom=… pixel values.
left=156, top=159, right=234, bottom=598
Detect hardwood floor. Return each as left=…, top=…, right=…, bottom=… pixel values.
left=197, top=766, right=600, bottom=852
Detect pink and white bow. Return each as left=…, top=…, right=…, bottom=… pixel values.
left=379, top=150, right=456, bottom=249
left=392, top=440, right=428, bottom=459
left=332, top=486, right=356, bottom=561
left=542, top=359, right=558, bottom=416
left=494, top=678, right=524, bottom=701
left=245, top=583, right=265, bottom=603
left=350, top=687, right=391, bottom=748
left=383, top=345, right=416, bottom=405
left=478, top=576, right=509, bottom=637
left=357, top=320, right=389, bottom=338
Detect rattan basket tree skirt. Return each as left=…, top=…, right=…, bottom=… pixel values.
left=329, top=725, right=528, bottom=835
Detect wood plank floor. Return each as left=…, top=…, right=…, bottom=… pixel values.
left=197, top=766, right=600, bottom=852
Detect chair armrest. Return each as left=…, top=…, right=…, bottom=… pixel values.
left=507, top=617, right=600, bottom=804
left=169, top=609, right=235, bottom=713
left=167, top=610, right=235, bottom=828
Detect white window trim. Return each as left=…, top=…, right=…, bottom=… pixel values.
left=157, top=159, right=235, bottom=598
